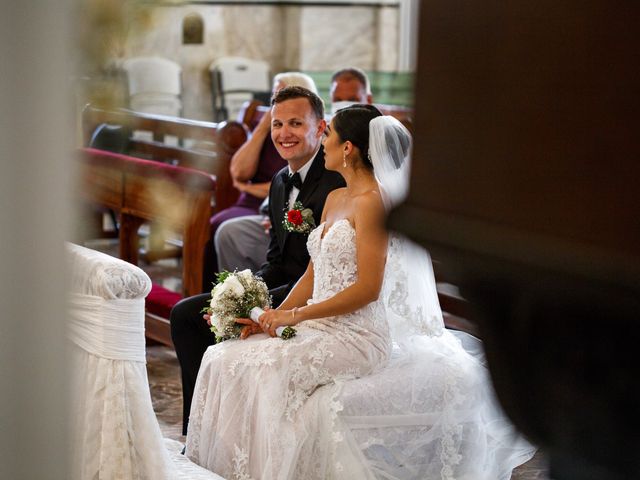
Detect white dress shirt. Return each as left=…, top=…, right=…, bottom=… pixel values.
left=286, top=156, right=313, bottom=208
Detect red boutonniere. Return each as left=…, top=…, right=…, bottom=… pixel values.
left=288, top=209, right=303, bottom=225
left=283, top=201, right=316, bottom=234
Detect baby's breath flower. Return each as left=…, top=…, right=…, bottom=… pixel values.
left=282, top=201, right=316, bottom=234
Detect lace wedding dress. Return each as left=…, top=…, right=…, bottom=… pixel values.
left=185, top=219, right=536, bottom=480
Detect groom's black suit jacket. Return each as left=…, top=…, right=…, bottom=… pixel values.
left=258, top=146, right=345, bottom=306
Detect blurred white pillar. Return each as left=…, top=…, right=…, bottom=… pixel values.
left=0, top=2, right=74, bottom=478
left=398, top=0, right=420, bottom=72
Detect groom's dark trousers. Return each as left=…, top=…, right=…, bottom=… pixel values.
left=170, top=147, right=345, bottom=435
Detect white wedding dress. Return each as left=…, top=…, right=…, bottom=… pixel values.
left=186, top=219, right=536, bottom=480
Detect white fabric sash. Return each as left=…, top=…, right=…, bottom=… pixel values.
left=68, top=293, right=146, bottom=363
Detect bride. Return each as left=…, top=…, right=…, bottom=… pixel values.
left=186, top=106, right=536, bottom=479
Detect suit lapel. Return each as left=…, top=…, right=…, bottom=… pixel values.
left=273, top=170, right=288, bottom=252
left=295, top=146, right=324, bottom=209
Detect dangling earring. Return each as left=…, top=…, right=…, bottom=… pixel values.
left=343, top=151, right=347, bottom=168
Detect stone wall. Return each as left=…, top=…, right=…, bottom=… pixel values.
left=117, top=4, right=400, bottom=120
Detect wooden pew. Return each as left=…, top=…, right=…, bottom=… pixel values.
left=376, top=104, right=414, bottom=132
left=83, top=105, right=248, bottom=213
left=82, top=106, right=248, bottom=263
left=78, top=147, right=219, bottom=346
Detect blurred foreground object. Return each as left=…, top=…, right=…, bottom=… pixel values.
left=391, top=2, right=640, bottom=479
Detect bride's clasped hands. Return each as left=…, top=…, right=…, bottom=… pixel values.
left=256, top=307, right=299, bottom=337
left=203, top=309, right=299, bottom=339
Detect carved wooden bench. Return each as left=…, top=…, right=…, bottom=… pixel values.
left=83, top=105, right=248, bottom=213
left=78, top=147, right=220, bottom=346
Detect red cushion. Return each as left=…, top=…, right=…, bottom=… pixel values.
left=146, top=283, right=183, bottom=318
left=81, top=147, right=217, bottom=191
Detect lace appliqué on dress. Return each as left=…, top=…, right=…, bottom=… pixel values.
left=231, top=445, right=254, bottom=480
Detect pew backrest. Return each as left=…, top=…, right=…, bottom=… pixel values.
left=82, top=105, right=248, bottom=213
left=79, top=147, right=214, bottom=299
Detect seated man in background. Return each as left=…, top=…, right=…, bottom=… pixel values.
left=215, top=198, right=270, bottom=273
left=201, top=72, right=318, bottom=291
left=328, top=66, right=373, bottom=115
left=214, top=67, right=373, bottom=273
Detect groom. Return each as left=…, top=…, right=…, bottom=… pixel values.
left=170, top=86, right=345, bottom=435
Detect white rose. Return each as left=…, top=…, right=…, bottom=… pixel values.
left=211, top=282, right=226, bottom=304
left=237, top=269, right=253, bottom=283
left=211, top=313, right=223, bottom=332
left=224, top=275, right=245, bottom=297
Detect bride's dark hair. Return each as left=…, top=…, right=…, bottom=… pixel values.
left=332, top=104, right=383, bottom=169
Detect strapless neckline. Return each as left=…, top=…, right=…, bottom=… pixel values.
left=318, top=218, right=354, bottom=240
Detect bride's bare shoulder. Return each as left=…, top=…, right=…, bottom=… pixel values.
left=325, top=187, right=348, bottom=205
left=353, top=190, right=385, bottom=222
left=328, top=186, right=347, bottom=197
left=354, top=189, right=383, bottom=208
left=320, top=187, right=348, bottom=223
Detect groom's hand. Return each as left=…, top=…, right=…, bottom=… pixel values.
left=261, top=216, right=271, bottom=234
left=236, top=317, right=263, bottom=339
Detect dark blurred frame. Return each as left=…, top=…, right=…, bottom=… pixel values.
left=391, top=2, right=640, bottom=479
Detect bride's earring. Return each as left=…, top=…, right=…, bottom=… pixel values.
left=343, top=152, right=347, bottom=168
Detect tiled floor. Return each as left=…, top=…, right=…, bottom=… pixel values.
left=147, top=345, right=186, bottom=442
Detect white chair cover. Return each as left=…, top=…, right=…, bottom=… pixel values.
left=123, top=57, right=182, bottom=96
left=66, top=243, right=223, bottom=480
left=123, top=57, right=183, bottom=117
left=130, top=93, right=182, bottom=118
left=209, top=56, right=270, bottom=120
left=209, top=56, right=270, bottom=92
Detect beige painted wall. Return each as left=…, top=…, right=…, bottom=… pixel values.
left=117, top=4, right=400, bottom=120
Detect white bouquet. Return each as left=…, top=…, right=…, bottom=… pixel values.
left=205, top=270, right=296, bottom=341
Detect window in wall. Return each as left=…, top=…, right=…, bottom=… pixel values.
left=182, top=13, right=204, bottom=45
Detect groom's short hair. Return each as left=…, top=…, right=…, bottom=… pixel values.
left=271, top=86, right=325, bottom=121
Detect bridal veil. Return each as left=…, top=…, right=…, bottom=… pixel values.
left=326, top=115, right=536, bottom=479
left=369, top=115, right=444, bottom=340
